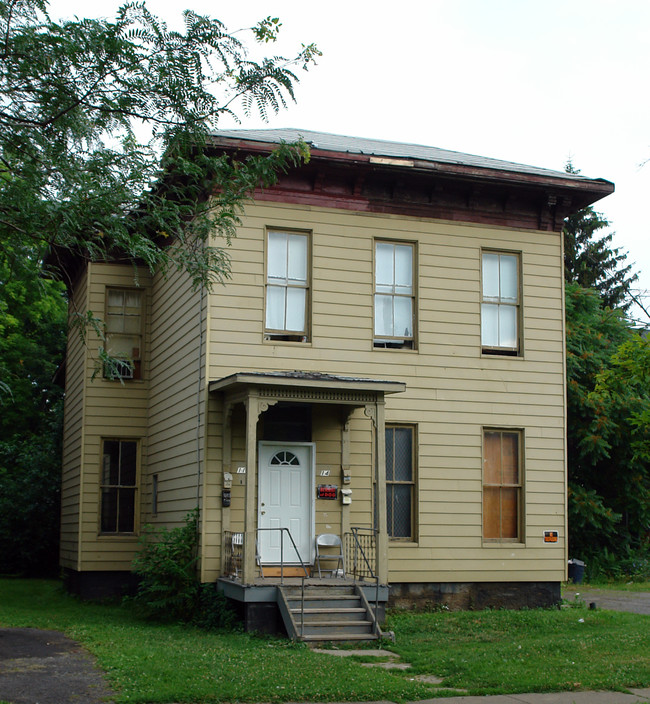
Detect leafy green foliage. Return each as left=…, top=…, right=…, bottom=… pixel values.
left=563, top=164, right=637, bottom=310
left=0, top=241, right=66, bottom=575
left=131, top=509, right=238, bottom=630
left=0, top=0, right=319, bottom=292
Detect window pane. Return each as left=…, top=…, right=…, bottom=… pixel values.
left=389, top=484, right=412, bottom=538
left=393, top=427, right=412, bottom=481
left=101, top=488, right=118, bottom=532
left=483, top=431, right=501, bottom=484
left=266, top=285, right=286, bottom=330
left=120, top=441, right=137, bottom=485
left=118, top=489, right=136, bottom=532
left=106, top=313, right=124, bottom=333
left=498, top=305, right=517, bottom=348
left=499, top=255, right=518, bottom=302
left=394, top=245, right=412, bottom=294
left=375, top=294, right=393, bottom=337
left=501, top=433, right=519, bottom=484
left=107, top=335, right=139, bottom=358
left=285, top=287, right=306, bottom=332
left=500, top=487, right=519, bottom=539
left=481, top=304, right=499, bottom=347
left=267, top=232, right=287, bottom=281
left=122, top=314, right=141, bottom=334
left=482, top=253, right=500, bottom=299
left=393, top=296, right=413, bottom=338
left=287, top=234, right=307, bottom=283
left=376, top=242, right=394, bottom=288
left=107, top=290, right=124, bottom=309
left=483, top=486, right=500, bottom=539
left=103, top=441, right=120, bottom=485
left=385, top=428, right=394, bottom=481
left=124, top=291, right=141, bottom=309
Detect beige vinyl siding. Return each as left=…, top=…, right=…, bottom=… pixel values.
left=206, top=201, right=567, bottom=584
left=147, top=260, right=206, bottom=538
left=60, top=269, right=89, bottom=570
left=75, top=263, right=152, bottom=571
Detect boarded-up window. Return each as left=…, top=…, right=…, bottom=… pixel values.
left=100, top=439, right=138, bottom=533
left=374, top=241, right=415, bottom=349
left=265, top=230, right=309, bottom=341
left=104, top=288, right=143, bottom=379
left=386, top=425, right=416, bottom=540
left=483, top=430, right=522, bottom=541
left=481, top=251, right=520, bottom=355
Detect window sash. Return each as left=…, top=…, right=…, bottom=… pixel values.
left=266, top=231, right=309, bottom=336
left=374, top=241, right=415, bottom=344
left=100, top=439, right=138, bottom=534
left=481, top=252, right=519, bottom=352
left=105, top=288, right=143, bottom=378
left=483, top=430, right=522, bottom=541
left=385, top=425, right=415, bottom=540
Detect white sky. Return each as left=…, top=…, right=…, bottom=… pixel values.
left=48, top=0, right=650, bottom=313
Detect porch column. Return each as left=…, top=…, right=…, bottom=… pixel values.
left=340, top=410, right=353, bottom=539
left=220, top=402, right=233, bottom=575
left=243, top=394, right=260, bottom=583
left=375, top=397, right=389, bottom=584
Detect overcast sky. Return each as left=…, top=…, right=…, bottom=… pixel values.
left=48, top=0, right=650, bottom=317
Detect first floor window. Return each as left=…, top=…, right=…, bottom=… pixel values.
left=105, top=288, right=143, bottom=379
left=483, top=429, right=522, bottom=541
left=374, top=240, right=415, bottom=349
left=100, top=439, right=138, bottom=533
left=265, top=230, right=309, bottom=341
left=386, top=425, right=416, bottom=539
left=481, top=251, right=520, bottom=355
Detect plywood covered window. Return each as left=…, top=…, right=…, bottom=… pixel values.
left=100, top=439, right=138, bottom=533
left=386, top=425, right=416, bottom=540
left=265, top=230, right=309, bottom=342
left=374, top=241, right=415, bottom=349
left=104, top=288, right=143, bottom=379
left=483, top=429, right=523, bottom=541
left=481, top=251, right=520, bottom=355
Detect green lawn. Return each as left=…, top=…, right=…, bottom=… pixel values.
left=1, top=579, right=649, bottom=703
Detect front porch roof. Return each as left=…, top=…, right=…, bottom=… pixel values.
left=208, top=370, right=406, bottom=397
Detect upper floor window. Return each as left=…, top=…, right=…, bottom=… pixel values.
left=100, top=438, right=138, bottom=533
left=265, top=230, right=309, bottom=342
left=481, top=251, right=521, bottom=355
left=483, top=429, right=523, bottom=542
left=386, top=425, right=416, bottom=540
left=104, top=288, right=143, bottom=379
left=374, top=241, right=415, bottom=349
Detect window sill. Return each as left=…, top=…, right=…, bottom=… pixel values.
left=482, top=540, right=526, bottom=548
left=481, top=351, right=524, bottom=360
left=97, top=533, right=139, bottom=540
left=389, top=539, right=419, bottom=546
left=263, top=338, right=312, bottom=347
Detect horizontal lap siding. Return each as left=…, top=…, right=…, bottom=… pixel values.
left=75, top=264, right=152, bottom=571
left=60, top=270, right=89, bottom=569
left=207, top=202, right=567, bottom=584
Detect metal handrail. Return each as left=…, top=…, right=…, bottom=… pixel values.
left=255, top=527, right=309, bottom=584
left=347, top=526, right=381, bottom=636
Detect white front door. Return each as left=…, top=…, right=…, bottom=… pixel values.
left=258, top=442, right=314, bottom=565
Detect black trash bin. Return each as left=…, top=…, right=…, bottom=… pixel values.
left=568, top=558, right=585, bottom=584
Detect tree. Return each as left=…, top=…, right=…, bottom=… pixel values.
left=0, top=0, right=319, bottom=292
left=0, top=0, right=319, bottom=573
left=563, top=164, right=637, bottom=310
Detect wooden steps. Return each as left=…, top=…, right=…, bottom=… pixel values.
left=277, top=584, right=381, bottom=642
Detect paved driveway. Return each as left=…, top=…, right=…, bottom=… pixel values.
left=565, top=586, right=650, bottom=615
left=0, top=628, right=114, bottom=704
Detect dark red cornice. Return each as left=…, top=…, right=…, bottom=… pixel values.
left=208, top=136, right=614, bottom=233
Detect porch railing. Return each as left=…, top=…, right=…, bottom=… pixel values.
left=223, top=528, right=308, bottom=584
left=344, top=527, right=377, bottom=579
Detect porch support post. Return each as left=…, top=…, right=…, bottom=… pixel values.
left=243, top=393, right=260, bottom=583
left=220, top=401, right=234, bottom=575
left=340, top=410, right=354, bottom=540
left=374, top=397, right=389, bottom=584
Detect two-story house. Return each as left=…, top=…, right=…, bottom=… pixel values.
left=58, top=129, right=613, bottom=637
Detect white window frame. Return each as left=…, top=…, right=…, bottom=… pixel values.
left=104, top=288, right=143, bottom=379
left=374, top=240, right=416, bottom=349
left=481, top=250, right=521, bottom=356
left=264, top=229, right=310, bottom=342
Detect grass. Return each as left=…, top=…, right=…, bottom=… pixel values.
left=564, top=581, right=650, bottom=593
left=1, top=579, right=649, bottom=702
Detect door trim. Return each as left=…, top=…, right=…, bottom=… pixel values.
left=258, top=441, right=316, bottom=564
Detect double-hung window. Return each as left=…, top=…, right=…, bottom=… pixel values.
left=265, top=230, right=309, bottom=342
left=105, top=288, right=143, bottom=379
left=483, top=429, right=523, bottom=542
left=100, top=439, right=138, bottom=533
left=386, top=425, right=416, bottom=540
left=481, top=251, right=520, bottom=355
left=374, top=241, right=415, bottom=349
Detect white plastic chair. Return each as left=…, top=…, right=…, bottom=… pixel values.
left=314, top=533, right=345, bottom=578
